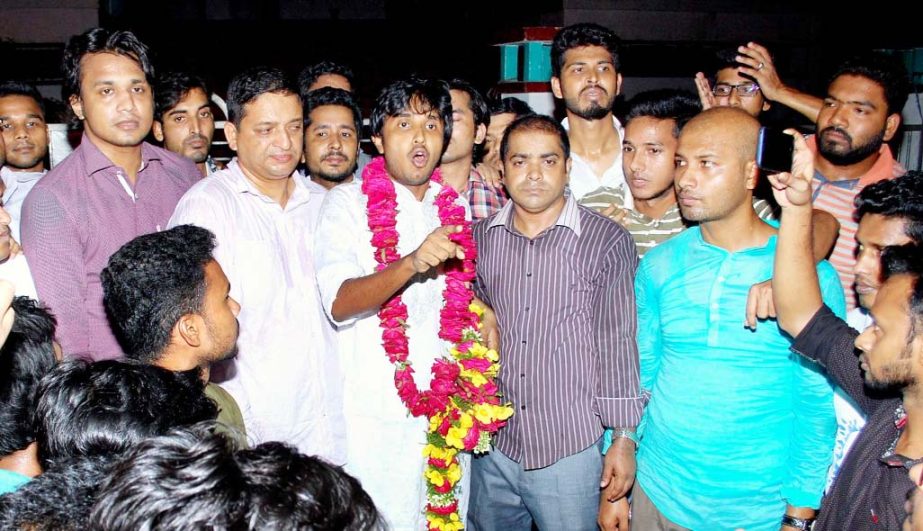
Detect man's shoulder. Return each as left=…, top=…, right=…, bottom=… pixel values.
left=577, top=203, right=630, bottom=239
left=145, top=143, right=200, bottom=185
left=640, top=227, right=697, bottom=265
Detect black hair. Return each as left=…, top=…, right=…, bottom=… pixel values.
left=855, top=171, right=923, bottom=244
left=101, top=225, right=215, bottom=364
left=714, top=47, right=746, bottom=72
left=551, top=23, right=621, bottom=78
left=624, top=89, right=702, bottom=138
left=0, top=297, right=57, bottom=456
left=0, top=81, right=46, bottom=117
left=227, top=66, right=299, bottom=126
left=829, top=51, right=912, bottom=116
left=237, top=441, right=380, bottom=530
left=89, top=425, right=247, bottom=531
left=0, top=454, right=113, bottom=531
left=488, top=96, right=534, bottom=119
left=304, top=87, right=362, bottom=134
left=34, top=359, right=217, bottom=470
left=153, top=71, right=209, bottom=122
left=499, top=114, right=570, bottom=162
left=448, top=78, right=490, bottom=128
left=297, top=60, right=355, bottom=95
left=61, top=27, right=154, bottom=101
left=369, top=77, right=453, bottom=152
left=89, top=425, right=381, bottom=530
left=881, top=244, right=923, bottom=331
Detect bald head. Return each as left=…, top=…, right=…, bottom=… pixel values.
left=682, top=107, right=760, bottom=161
left=674, top=107, right=762, bottom=225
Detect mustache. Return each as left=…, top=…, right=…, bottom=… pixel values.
left=820, top=126, right=852, bottom=143
left=184, top=133, right=209, bottom=143
left=581, top=84, right=608, bottom=96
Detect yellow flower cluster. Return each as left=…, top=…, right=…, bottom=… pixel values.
left=426, top=512, right=464, bottom=531
left=425, top=460, right=462, bottom=488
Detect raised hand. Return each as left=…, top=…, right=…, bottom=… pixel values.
left=410, top=225, right=465, bottom=274
left=766, top=130, right=814, bottom=209
left=694, top=72, right=717, bottom=110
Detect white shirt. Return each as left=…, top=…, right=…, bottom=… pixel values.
left=561, top=115, right=630, bottom=205
left=1, top=167, right=46, bottom=242
left=168, top=160, right=344, bottom=464
left=0, top=254, right=38, bottom=299
left=314, top=179, right=471, bottom=531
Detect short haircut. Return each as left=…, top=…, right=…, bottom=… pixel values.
left=304, top=87, right=362, bottom=134
left=856, top=170, right=923, bottom=243
left=153, top=71, right=209, bottom=122
left=829, top=51, right=911, bottom=116
left=369, top=77, right=453, bottom=151
left=488, top=96, right=534, bottom=118
left=881, top=244, right=923, bottom=328
left=0, top=454, right=112, bottom=531
left=61, top=28, right=154, bottom=101
left=101, top=225, right=216, bottom=364
left=500, top=113, right=570, bottom=162
left=227, top=66, right=299, bottom=126
left=238, top=441, right=380, bottom=530
left=89, top=425, right=381, bottom=530
left=0, top=80, right=46, bottom=117
left=714, top=47, right=746, bottom=72
left=625, top=89, right=702, bottom=138
left=551, top=23, right=621, bottom=78
left=448, top=78, right=490, bottom=128
left=34, top=359, right=217, bottom=469
left=0, top=297, right=57, bottom=456
left=89, top=425, right=247, bottom=530
left=298, top=60, right=355, bottom=95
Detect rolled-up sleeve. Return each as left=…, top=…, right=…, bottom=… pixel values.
left=21, top=188, right=89, bottom=357
left=595, top=230, right=643, bottom=430
left=314, top=187, right=367, bottom=328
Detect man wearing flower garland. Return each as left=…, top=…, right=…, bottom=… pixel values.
left=315, top=77, right=504, bottom=531
left=469, top=114, right=643, bottom=531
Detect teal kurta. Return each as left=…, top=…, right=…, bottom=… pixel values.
left=635, top=226, right=845, bottom=530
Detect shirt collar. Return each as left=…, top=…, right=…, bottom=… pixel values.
left=0, top=166, right=46, bottom=184
left=80, top=133, right=163, bottom=176
left=561, top=114, right=624, bottom=135
left=488, top=193, right=582, bottom=237
left=227, top=159, right=313, bottom=208
left=808, top=135, right=898, bottom=187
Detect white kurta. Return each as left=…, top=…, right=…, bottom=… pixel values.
left=315, top=179, right=471, bottom=531
left=169, top=160, right=345, bottom=464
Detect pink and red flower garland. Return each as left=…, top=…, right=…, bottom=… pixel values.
left=361, top=156, right=513, bottom=530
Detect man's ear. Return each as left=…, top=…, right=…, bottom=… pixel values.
left=744, top=159, right=759, bottom=190
left=551, top=77, right=563, bottom=99
left=372, top=135, right=384, bottom=155
left=69, top=94, right=84, bottom=121
left=615, top=72, right=624, bottom=97
left=884, top=113, right=901, bottom=143
left=175, top=313, right=204, bottom=348
left=474, top=123, right=487, bottom=145
left=224, top=122, right=239, bottom=152
left=152, top=121, right=164, bottom=142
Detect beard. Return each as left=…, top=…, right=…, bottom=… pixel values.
left=565, top=87, right=614, bottom=121
left=818, top=126, right=885, bottom=166
left=308, top=151, right=357, bottom=183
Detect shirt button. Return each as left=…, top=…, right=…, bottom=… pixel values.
left=529, top=241, right=535, bottom=246
left=526, top=272, right=532, bottom=277
left=521, top=340, right=526, bottom=345
left=525, top=307, right=530, bottom=311
left=520, top=373, right=525, bottom=378
left=520, top=405, right=526, bottom=410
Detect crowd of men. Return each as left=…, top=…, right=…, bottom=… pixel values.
left=1, top=20, right=923, bottom=531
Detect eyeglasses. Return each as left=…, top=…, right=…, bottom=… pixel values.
left=712, top=82, right=761, bottom=98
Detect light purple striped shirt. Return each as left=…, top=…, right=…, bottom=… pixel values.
left=21, top=135, right=199, bottom=360
left=473, top=195, right=643, bottom=469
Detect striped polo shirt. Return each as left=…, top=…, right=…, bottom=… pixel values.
left=808, top=136, right=905, bottom=310
left=580, top=186, right=777, bottom=257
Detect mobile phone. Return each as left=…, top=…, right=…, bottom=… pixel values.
left=756, top=127, right=794, bottom=174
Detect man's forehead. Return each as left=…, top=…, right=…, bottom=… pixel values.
left=828, top=74, right=886, bottom=102
left=875, top=275, right=915, bottom=314
left=715, top=67, right=755, bottom=84
left=309, top=104, right=355, bottom=125
left=508, top=130, right=564, bottom=154
left=563, top=45, right=614, bottom=64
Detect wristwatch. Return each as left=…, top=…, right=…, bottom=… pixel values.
left=781, top=515, right=815, bottom=531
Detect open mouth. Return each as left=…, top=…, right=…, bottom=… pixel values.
left=411, top=148, right=429, bottom=168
